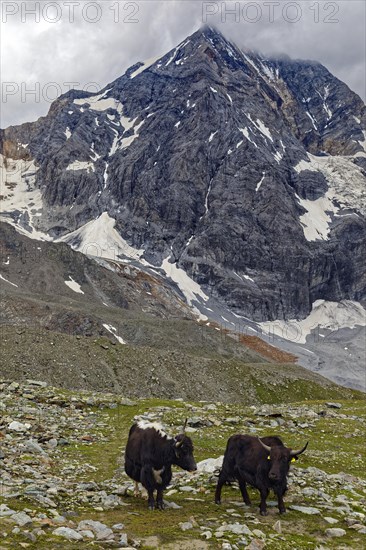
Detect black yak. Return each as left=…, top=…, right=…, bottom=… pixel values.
left=215, top=435, right=308, bottom=515
left=125, top=420, right=197, bottom=510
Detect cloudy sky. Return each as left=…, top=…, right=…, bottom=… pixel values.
left=1, top=0, right=365, bottom=128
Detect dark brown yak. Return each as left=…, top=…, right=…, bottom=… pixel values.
left=215, top=435, right=308, bottom=515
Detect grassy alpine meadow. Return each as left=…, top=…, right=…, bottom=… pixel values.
left=1, top=379, right=365, bottom=549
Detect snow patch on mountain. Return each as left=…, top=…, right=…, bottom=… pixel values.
left=298, top=193, right=338, bottom=241
left=90, top=143, right=101, bottom=161
left=305, top=111, right=318, bottom=130
left=243, top=54, right=261, bottom=75
left=316, top=86, right=332, bottom=120
left=256, top=172, right=265, bottom=192
left=239, top=127, right=258, bottom=148
left=252, top=117, right=274, bottom=142
left=66, top=160, right=94, bottom=173
left=294, top=157, right=319, bottom=173
left=356, top=130, right=366, bottom=152
left=0, top=155, right=50, bottom=241
left=64, top=277, right=84, bottom=294
left=74, top=93, right=121, bottom=113
left=115, top=119, right=144, bottom=151
left=108, top=128, right=120, bottom=157
left=121, top=115, right=138, bottom=132
left=120, top=134, right=138, bottom=149
left=165, top=39, right=190, bottom=67
left=57, top=212, right=145, bottom=262
left=102, top=323, right=126, bottom=344
left=161, top=256, right=209, bottom=321
left=273, top=150, right=283, bottom=163
left=259, top=300, right=366, bottom=344
left=130, top=55, right=162, bottom=78
left=259, top=61, right=277, bottom=81
left=202, top=178, right=213, bottom=217
left=0, top=274, right=18, bottom=287
left=295, top=153, right=366, bottom=216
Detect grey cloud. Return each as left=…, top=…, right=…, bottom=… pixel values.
left=0, top=1, right=364, bottom=128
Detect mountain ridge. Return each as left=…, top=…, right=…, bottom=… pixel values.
left=1, top=25, right=365, bottom=324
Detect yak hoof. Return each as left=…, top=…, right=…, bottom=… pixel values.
left=215, top=500, right=221, bottom=505
left=260, top=510, right=268, bottom=516
left=148, top=504, right=155, bottom=511
left=279, top=509, right=286, bottom=514
left=156, top=502, right=165, bottom=511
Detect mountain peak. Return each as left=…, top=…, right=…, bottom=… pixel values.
left=195, top=23, right=224, bottom=38
left=189, top=24, right=241, bottom=53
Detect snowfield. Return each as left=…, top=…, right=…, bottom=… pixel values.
left=259, top=300, right=366, bottom=344
left=0, top=154, right=51, bottom=241
left=294, top=153, right=366, bottom=241
left=295, top=153, right=366, bottom=215
left=57, top=212, right=145, bottom=262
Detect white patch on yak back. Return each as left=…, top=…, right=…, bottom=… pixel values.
left=137, top=421, right=171, bottom=439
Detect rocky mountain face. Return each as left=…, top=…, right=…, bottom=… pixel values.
left=1, top=26, right=366, bottom=322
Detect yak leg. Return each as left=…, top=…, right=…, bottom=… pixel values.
left=134, top=482, right=141, bottom=498
left=146, top=488, right=155, bottom=510
left=238, top=477, right=251, bottom=506
left=276, top=491, right=286, bottom=514
left=215, top=470, right=229, bottom=504
left=133, top=482, right=148, bottom=499
left=259, top=487, right=269, bottom=516
left=141, top=465, right=156, bottom=510
left=156, top=487, right=165, bottom=510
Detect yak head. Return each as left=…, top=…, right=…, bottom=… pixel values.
left=258, top=438, right=308, bottom=484
left=172, top=419, right=197, bottom=472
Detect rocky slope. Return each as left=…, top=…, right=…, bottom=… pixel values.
left=1, top=379, right=365, bottom=549
left=0, top=221, right=195, bottom=324
left=4, top=219, right=364, bottom=401
left=1, top=26, right=365, bottom=324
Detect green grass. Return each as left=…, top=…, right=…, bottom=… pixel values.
left=53, top=398, right=366, bottom=482
left=1, top=391, right=365, bottom=549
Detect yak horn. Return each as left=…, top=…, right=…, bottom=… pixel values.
left=290, top=441, right=309, bottom=457
left=257, top=437, right=271, bottom=453
left=175, top=419, right=188, bottom=448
